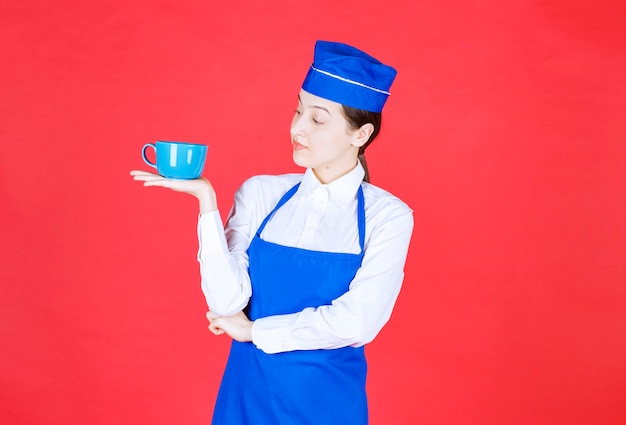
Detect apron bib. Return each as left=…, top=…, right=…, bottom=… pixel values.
left=212, top=183, right=368, bottom=425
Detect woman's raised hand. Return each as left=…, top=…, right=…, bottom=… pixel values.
left=130, top=170, right=218, bottom=213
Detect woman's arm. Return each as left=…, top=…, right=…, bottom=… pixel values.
left=130, top=170, right=254, bottom=315
left=206, top=198, right=414, bottom=353
left=197, top=204, right=253, bottom=315
left=249, top=202, right=414, bottom=353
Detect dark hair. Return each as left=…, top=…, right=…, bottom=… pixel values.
left=341, top=105, right=382, bottom=183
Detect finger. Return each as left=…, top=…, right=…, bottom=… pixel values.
left=208, top=322, right=224, bottom=335
left=130, top=170, right=158, bottom=177
left=143, top=179, right=172, bottom=187
left=132, top=174, right=165, bottom=182
left=131, top=171, right=166, bottom=183
left=139, top=176, right=180, bottom=188
left=132, top=177, right=165, bottom=185
left=206, top=311, right=218, bottom=322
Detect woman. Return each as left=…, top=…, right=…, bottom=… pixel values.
left=132, top=40, right=413, bottom=425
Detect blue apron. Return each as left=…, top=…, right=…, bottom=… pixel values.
left=212, top=182, right=368, bottom=425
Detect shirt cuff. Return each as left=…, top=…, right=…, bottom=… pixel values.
left=198, top=210, right=228, bottom=255
left=251, top=314, right=298, bottom=354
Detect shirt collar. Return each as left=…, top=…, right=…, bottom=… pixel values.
left=297, top=161, right=365, bottom=209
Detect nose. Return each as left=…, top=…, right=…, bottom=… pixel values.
left=290, top=114, right=305, bottom=141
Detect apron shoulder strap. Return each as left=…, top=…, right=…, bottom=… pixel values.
left=357, top=185, right=365, bottom=254
left=256, top=182, right=366, bottom=255
left=256, top=182, right=301, bottom=237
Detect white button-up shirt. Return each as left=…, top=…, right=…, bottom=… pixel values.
left=197, top=162, right=413, bottom=354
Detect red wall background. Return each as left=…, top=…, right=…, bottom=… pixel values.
left=1, top=1, right=625, bottom=424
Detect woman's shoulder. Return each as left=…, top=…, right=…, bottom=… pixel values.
left=361, top=181, right=413, bottom=222
left=240, top=173, right=303, bottom=193
left=235, top=173, right=304, bottom=209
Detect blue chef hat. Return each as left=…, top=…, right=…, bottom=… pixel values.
left=301, top=40, right=397, bottom=113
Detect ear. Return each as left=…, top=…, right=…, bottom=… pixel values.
left=351, top=123, right=374, bottom=148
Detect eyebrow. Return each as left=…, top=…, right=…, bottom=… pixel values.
left=298, top=95, right=332, bottom=116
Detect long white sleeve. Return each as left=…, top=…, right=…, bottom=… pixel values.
left=197, top=210, right=251, bottom=316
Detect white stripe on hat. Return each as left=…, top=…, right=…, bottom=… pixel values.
left=310, top=65, right=391, bottom=96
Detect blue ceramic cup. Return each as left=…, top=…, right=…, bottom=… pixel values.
left=142, top=141, right=208, bottom=179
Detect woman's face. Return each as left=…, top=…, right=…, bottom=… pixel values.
left=290, top=89, right=366, bottom=183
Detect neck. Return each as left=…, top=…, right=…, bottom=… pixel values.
left=312, top=160, right=358, bottom=184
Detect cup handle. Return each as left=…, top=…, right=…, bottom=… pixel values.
left=141, top=143, right=157, bottom=169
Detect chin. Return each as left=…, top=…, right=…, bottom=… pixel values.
left=292, top=152, right=311, bottom=169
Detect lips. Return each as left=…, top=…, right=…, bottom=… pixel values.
left=292, top=141, right=307, bottom=151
